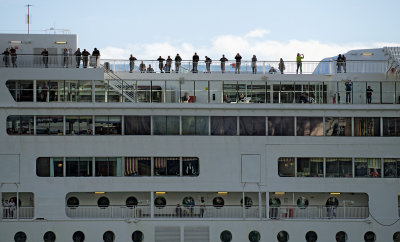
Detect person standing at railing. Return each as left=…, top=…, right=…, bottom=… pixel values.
left=166, top=56, right=172, bottom=73
left=8, top=198, right=16, bottom=218
left=234, top=53, right=242, bottom=74
left=63, top=48, right=70, bottom=68
left=345, top=80, right=352, bottom=104
left=41, top=48, right=49, bottom=68
left=336, top=54, right=343, bottom=73
left=82, top=49, right=90, bottom=68
left=157, top=56, right=165, bottom=73
left=139, top=61, right=146, bottom=73
left=205, top=56, right=212, bottom=73
left=74, top=48, right=81, bottom=68
left=192, top=52, right=199, bottom=73
left=251, top=55, right=257, bottom=74
left=10, top=47, right=17, bottom=68
left=174, top=54, right=182, bottom=73
left=200, top=197, right=205, bottom=218
left=129, top=54, right=137, bottom=72
left=146, top=64, right=154, bottom=73
left=366, top=86, right=373, bottom=104
left=220, top=54, right=228, bottom=73
left=2, top=48, right=10, bottom=67
left=92, top=48, right=100, bottom=68
left=278, top=58, right=285, bottom=74
left=342, top=54, right=347, bottom=73
left=296, top=53, right=304, bottom=74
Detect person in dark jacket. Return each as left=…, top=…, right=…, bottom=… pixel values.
left=166, top=56, right=172, bottom=73
left=74, top=48, right=82, bottom=68
left=234, top=53, right=242, bottom=74
left=366, top=86, right=373, bottom=104
left=41, top=48, right=49, bottom=68
left=192, top=52, right=199, bottom=73
left=220, top=54, right=228, bottom=73
left=175, top=54, right=182, bottom=73
left=205, top=56, right=212, bottom=73
left=157, top=56, right=165, bottom=73
left=10, top=47, right=17, bottom=67
left=92, top=48, right=100, bottom=68
left=81, top=49, right=90, bottom=68
left=129, top=54, right=137, bottom=73
left=2, top=48, right=10, bottom=67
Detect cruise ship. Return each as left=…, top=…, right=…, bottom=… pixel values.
left=0, top=33, right=399, bottom=242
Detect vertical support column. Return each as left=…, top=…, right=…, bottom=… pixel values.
left=242, top=190, right=245, bottom=219
left=265, top=192, right=269, bottom=219
left=294, top=117, right=297, bottom=137
left=207, top=81, right=210, bottom=104
left=92, top=115, right=96, bottom=135
left=63, top=116, right=66, bottom=135
left=180, top=226, right=184, bottom=242
left=323, top=157, right=326, bottom=178
left=151, top=157, right=154, bottom=177
left=380, top=117, right=383, bottom=137
left=352, top=157, right=355, bottom=178
left=150, top=192, right=154, bottom=219
left=121, top=116, right=125, bottom=135
left=63, top=157, right=66, bottom=177
left=258, top=191, right=262, bottom=219
left=262, top=61, right=265, bottom=74
left=91, top=80, right=95, bottom=103
left=16, top=185, right=19, bottom=220
left=351, top=117, right=354, bottom=137
left=380, top=81, right=383, bottom=104
left=323, top=117, right=326, bottom=136
left=33, top=115, right=36, bottom=135
left=92, top=157, right=96, bottom=177
left=265, top=117, right=268, bottom=137
left=294, top=157, right=297, bottom=177
left=33, top=80, right=37, bottom=102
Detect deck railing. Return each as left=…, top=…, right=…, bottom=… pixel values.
left=0, top=54, right=100, bottom=68
left=1, top=206, right=34, bottom=219
left=269, top=206, right=369, bottom=220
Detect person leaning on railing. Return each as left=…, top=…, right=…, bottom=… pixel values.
left=41, top=48, right=49, bottom=68
left=10, top=47, right=17, bottom=67
left=279, top=58, right=285, bottom=74
left=175, top=53, right=182, bottom=73
left=129, top=54, right=137, bottom=73
left=74, top=48, right=81, bottom=68
left=81, top=49, right=90, bottom=68
left=157, top=56, right=165, bottom=73
left=192, top=52, right=199, bottom=73
left=63, top=48, right=70, bottom=68
left=2, top=48, right=10, bottom=67
left=251, top=55, right=257, bottom=74
left=166, top=56, right=172, bottom=73
left=139, top=61, right=146, bottom=73
left=220, top=54, right=228, bottom=73
left=234, top=53, right=242, bottom=74
left=205, top=56, right=212, bottom=73
left=92, top=48, right=100, bottom=68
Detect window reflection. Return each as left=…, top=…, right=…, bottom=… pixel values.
left=154, top=157, right=180, bottom=176
left=383, top=158, right=400, bottom=178
left=383, top=117, right=400, bottom=136
left=7, top=116, right=34, bottom=135
left=66, top=116, right=92, bottom=135
left=296, top=117, right=323, bottom=136
left=239, top=116, right=266, bottom=136
left=124, top=157, right=151, bottom=176
left=211, top=116, right=237, bottom=135
left=297, top=158, right=323, bottom=177
left=95, top=116, right=121, bottom=135
left=95, top=157, right=121, bottom=176
left=278, top=157, right=295, bottom=177
left=125, top=116, right=151, bottom=135
left=355, top=158, right=381, bottom=177
left=354, top=117, right=380, bottom=136
left=153, top=116, right=179, bottom=135
left=66, top=157, right=92, bottom=176
left=182, top=116, right=209, bottom=135
left=36, top=116, right=63, bottom=135
left=268, top=117, right=294, bottom=136
left=326, top=158, right=352, bottom=177
left=183, top=157, right=199, bottom=176
left=325, top=117, right=351, bottom=136
left=6, top=80, right=34, bottom=102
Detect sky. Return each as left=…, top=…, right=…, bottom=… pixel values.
left=0, top=0, right=399, bottom=61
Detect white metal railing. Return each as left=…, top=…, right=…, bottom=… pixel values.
left=269, top=206, right=369, bottom=220
left=66, top=205, right=150, bottom=218
left=1, top=206, right=34, bottom=219
left=0, top=54, right=100, bottom=68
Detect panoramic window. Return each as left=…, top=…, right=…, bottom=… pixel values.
left=248, top=231, right=261, bottom=242
left=182, top=116, right=209, bottom=135
left=132, top=231, right=144, bottom=242
left=383, top=117, right=400, bottom=136
left=36, top=116, right=63, bottom=135
left=66, top=157, right=92, bottom=177
left=383, top=158, right=400, bottom=178
left=72, top=231, right=85, bottom=242
left=154, top=157, right=180, bottom=176
left=43, top=231, right=56, bottom=242
left=60, top=80, right=92, bottom=102
left=277, top=231, right=289, bottom=242
left=211, top=116, right=237, bottom=135
left=296, top=117, right=323, bottom=136
left=36, top=80, right=59, bottom=102
left=326, top=158, right=353, bottom=178
left=14, top=231, right=27, bottom=242
left=364, top=231, right=376, bottom=242
left=268, top=117, right=294, bottom=136
left=36, top=157, right=64, bottom=177
left=153, top=116, right=180, bottom=135
left=124, top=157, right=151, bottom=176
left=306, top=231, right=318, bottom=242
left=103, top=231, right=115, bottom=242
left=354, top=117, right=380, bottom=136
left=95, top=157, right=122, bottom=176
left=297, top=158, right=323, bottom=177
left=182, top=157, right=199, bottom=176
left=66, top=116, right=92, bottom=135
left=7, top=116, right=34, bottom=135
left=278, top=157, right=295, bottom=177
left=125, top=116, right=151, bottom=135
left=213, top=197, right=225, bottom=208
left=297, top=197, right=309, bottom=209
left=67, top=197, right=79, bottom=208
left=220, top=230, right=232, bottom=242
left=154, top=196, right=166, bottom=208
left=239, top=116, right=266, bottom=136
left=325, top=117, right=352, bottom=136
left=6, top=80, right=34, bottom=102
left=336, top=231, right=347, bottom=242
left=355, top=158, right=381, bottom=177
left=95, top=116, right=122, bottom=135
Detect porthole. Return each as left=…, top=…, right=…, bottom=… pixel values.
left=394, top=232, right=400, bottom=242
left=67, top=197, right=79, bottom=208
left=220, top=230, right=232, bottom=242
left=213, top=197, right=225, bottom=208
left=132, top=230, right=144, bottom=242
left=269, top=197, right=281, bottom=207
left=182, top=196, right=195, bottom=207
left=43, top=231, right=56, bottom=242
left=103, top=231, right=115, bottom=242
left=297, top=196, right=309, bottom=209
left=364, top=231, right=376, bottom=242
left=126, top=196, right=138, bottom=208
left=154, top=196, right=166, bottom=208
left=72, top=231, right=85, bottom=242
left=248, top=230, right=260, bottom=242
left=277, top=230, right=289, bottom=242
left=326, top=197, right=339, bottom=206
left=306, top=231, right=318, bottom=242
left=97, top=197, right=110, bottom=208
left=241, top=196, right=253, bottom=208
left=14, top=231, right=27, bottom=242
left=336, top=231, right=347, bottom=242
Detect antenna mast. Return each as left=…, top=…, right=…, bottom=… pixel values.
left=26, top=4, right=33, bottom=34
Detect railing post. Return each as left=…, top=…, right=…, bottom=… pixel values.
left=150, top=192, right=154, bottom=219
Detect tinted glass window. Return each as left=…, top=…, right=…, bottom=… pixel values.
left=278, top=157, right=295, bottom=177
left=95, top=157, right=120, bottom=176
left=125, top=116, right=151, bottom=135
left=239, top=116, right=266, bottom=136
left=383, top=117, right=400, bottom=136
left=66, top=116, right=92, bottom=135
left=384, top=158, right=400, bottom=178
left=355, top=158, right=381, bottom=178
left=95, top=116, right=121, bottom=135
left=325, top=117, right=351, bottom=136
left=7, top=116, right=34, bottom=135
left=268, top=117, right=294, bottom=136
left=296, top=117, right=323, bottom=136
left=153, top=116, right=180, bottom=135
left=182, top=157, right=199, bottom=176
left=297, top=158, right=323, bottom=177
left=182, top=116, right=209, bottom=135
left=326, top=158, right=353, bottom=178
left=124, top=157, right=151, bottom=176
left=211, top=116, right=237, bottom=135
left=354, top=117, right=380, bottom=136
left=36, top=116, right=63, bottom=135
left=66, top=157, right=92, bottom=177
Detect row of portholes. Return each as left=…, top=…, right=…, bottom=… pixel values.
left=13, top=230, right=144, bottom=242
left=67, top=196, right=253, bottom=208
left=219, top=230, right=400, bottom=242
left=269, top=197, right=339, bottom=209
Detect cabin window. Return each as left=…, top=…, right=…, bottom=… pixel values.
left=43, top=231, right=56, bottom=242
left=268, top=117, right=294, bottom=136
left=296, top=117, right=323, bottom=136
left=383, top=158, right=400, bottom=178
left=277, top=231, right=289, bottom=242
left=36, top=80, right=59, bottom=102
left=124, top=157, right=151, bottom=176
left=335, top=231, right=347, bottom=242
left=354, top=117, right=380, bottom=136
left=95, top=157, right=122, bottom=176
left=239, top=116, right=266, bottom=136
left=126, top=197, right=138, bottom=208
left=325, top=117, right=352, bottom=136
left=103, top=231, right=115, bottom=242
left=36, top=116, right=63, bottom=135
left=154, top=196, right=166, bottom=208
left=213, top=197, right=225, bottom=208
left=154, top=157, right=180, bottom=176
left=364, top=231, right=376, bottom=242
left=6, top=116, right=34, bottom=135
left=297, top=158, right=323, bottom=177
left=153, top=116, right=180, bottom=135
left=36, top=157, right=64, bottom=177
left=132, top=231, right=144, bottom=242
left=220, top=230, right=232, bottom=242
left=211, top=116, right=237, bottom=135
left=95, top=116, right=121, bottom=135
left=326, top=158, right=353, bottom=178
left=355, top=158, right=381, bottom=178
left=182, top=116, right=209, bottom=135
left=240, top=196, right=253, bottom=207
left=66, top=197, right=79, bottom=208
left=393, top=232, right=400, bottom=242
left=248, top=231, right=261, bottom=242
left=66, top=157, right=92, bottom=177
left=14, top=231, right=27, bottom=242
left=97, top=197, right=110, bottom=208
left=278, top=157, right=295, bottom=177
left=6, top=80, right=34, bottom=102
left=182, top=157, right=199, bottom=176
left=305, top=231, right=318, bottom=242
left=125, top=116, right=151, bottom=135
left=383, top=117, right=400, bottom=136
left=66, top=116, right=92, bottom=135
left=72, top=231, right=85, bottom=242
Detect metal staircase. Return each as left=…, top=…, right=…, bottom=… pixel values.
left=383, top=47, right=400, bottom=79
left=102, top=66, right=137, bottom=102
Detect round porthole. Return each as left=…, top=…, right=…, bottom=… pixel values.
left=126, top=196, right=138, bottom=208
left=213, top=197, right=225, bottom=208
left=103, top=231, right=115, bottom=242
left=220, top=230, right=232, bottom=242
left=277, top=230, right=289, bottom=242
left=394, top=232, right=400, bottom=242
left=14, top=232, right=27, bottom=242
left=154, top=196, right=166, bottom=208
left=97, top=197, right=110, bottom=208
left=248, top=230, right=260, bottom=242
left=297, top=196, right=309, bottom=209
left=43, top=231, right=56, bottom=242
left=306, top=231, right=318, bottom=242
left=241, top=196, right=253, bottom=208
left=132, top=230, right=144, bottom=242
left=72, top=231, right=85, bottom=242
left=182, top=196, right=195, bottom=207
left=336, top=231, right=347, bottom=242
left=364, top=231, right=376, bottom=242
left=269, top=197, right=281, bottom=207
left=67, top=197, right=79, bottom=208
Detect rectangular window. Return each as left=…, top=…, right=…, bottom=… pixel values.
left=36, top=157, right=63, bottom=177
left=383, top=158, right=400, bottom=178
left=36, top=116, right=64, bottom=135
left=66, top=116, right=93, bottom=135
left=124, top=157, right=151, bottom=176
left=6, top=80, right=34, bottom=102
left=154, top=157, right=180, bottom=176
left=383, top=117, right=400, bottom=136
left=239, top=116, right=266, bottom=136
left=182, top=157, right=199, bottom=176
left=355, top=158, right=381, bottom=177
left=182, top=116, right=209, bottom=135
left=278, top=157, right=295, bottom=177
left=325, top=117, right=351, bottom=136
left=326, top=158, right=353, bottom=177
left=66, top=157, right=92, bottom=176
left=296, top=117, right=323, bottom=136
left=95, top=157, right=122, bottom=176
left=95, top=116, right=121, bottom=135
left=297, top=158, right=323, bottom=177
left=211, top=116, right=237, bottom=135
left=268, top=117, right=294, bottom=136
left=153, top=116, right=180, bottom=135
left=354, top=117, right=380, bottom=136
left=7, top=116, right=34, bottom=135
left=124, top=116, right=151, bottom=135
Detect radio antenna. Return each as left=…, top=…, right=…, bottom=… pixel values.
left=26, top=4, right=33, bottom=34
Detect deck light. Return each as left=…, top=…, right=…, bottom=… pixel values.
left=330, top=192, right=341, bottom=195
left=55, top=41, right=67, bottom=44
left=274, top=192, right=285, bottom=195
left=361, top=53, right=373, bottom=56
left=217, top=192, right=228, bottom=194
left=57, top=163, right=63, bottom=167
left=155, top=192, right=166, bottom=194
left=94, top=192, right=105, bottom=194
left=9, top=41, right=22, bottom=44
